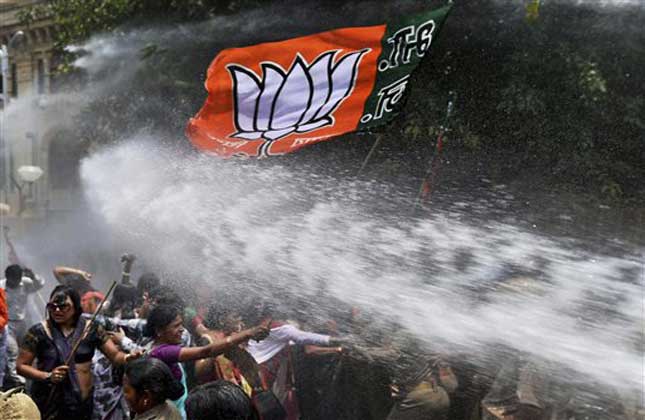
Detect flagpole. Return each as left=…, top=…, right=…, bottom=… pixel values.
left=357, top=133, right=383, bottom=176
left=413, top=93, right=455, bottom=212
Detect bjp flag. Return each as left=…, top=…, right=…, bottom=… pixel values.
left=186, top=3, right=452, bottom=158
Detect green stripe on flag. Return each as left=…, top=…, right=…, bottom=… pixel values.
left=358, top=4, right=453, bottom=131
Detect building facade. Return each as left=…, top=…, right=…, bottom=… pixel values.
left=1, top=0, right=80, bottom=223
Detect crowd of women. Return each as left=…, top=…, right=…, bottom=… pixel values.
left=0, top=255, right=639, bottom=420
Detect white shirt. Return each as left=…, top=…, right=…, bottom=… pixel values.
left=247, top=323, right=330, bottom=364
left=0, top=275, right=45, bottom=321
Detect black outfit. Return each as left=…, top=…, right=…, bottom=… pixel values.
left=22, top=319, right=107, bottom=420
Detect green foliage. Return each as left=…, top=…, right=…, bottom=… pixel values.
left=404, top=1, right=645, bottom=202
left=19, top=0, right=273, bottom=45
left=579, top=61, right=607, bottom=101
left=18, top=0, right=275, bottom=76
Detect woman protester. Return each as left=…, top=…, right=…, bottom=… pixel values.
left=17, top=285, right=139, bottom=420
left=123, top=358, right=183, bottom=420
left=195, top=304, right=264, bottom=396
left=144, top=303, right=270, bottom=419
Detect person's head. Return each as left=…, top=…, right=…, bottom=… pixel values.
left=4, top=264, right=23, bottom=289
left=137, top=272, right=161, bottom=298
left=242, top=298, right=274, bottom=327
left=144, top=303, right=184, bottom=344
left=149, top=286, right=185, bottom=308
left=138, top=285, right=184, bottom=319
left=186, top=380, right=259, bottom=420
left=136, top=273, right=161, bottom=317
left=123, top=358, right=183, bottom=414
left=47, top=285, right=82, bottom=326
left=81, top=291, right=105, bottom=314
left=106, top=284, right=138, bottom=318
left=206, top=303, right=243, bottom=335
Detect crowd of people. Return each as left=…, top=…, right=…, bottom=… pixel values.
left=0, top=255, right=639, bottom=420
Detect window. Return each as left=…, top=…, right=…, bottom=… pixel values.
left=36, top=59, right=46, bottom=95
left=9, top=148, right=15, bottom=192
left=10, top=63, right=17, bottom=97
left=0, top=147, right=6, bottom=190
left=27, top=132, right=39, bottom=167
left=48, top=131, right=81, bottom=189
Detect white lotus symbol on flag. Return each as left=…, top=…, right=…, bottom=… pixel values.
left=227, top=49, right=370, bottom=142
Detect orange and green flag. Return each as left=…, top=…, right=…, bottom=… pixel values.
left=186, top=3, right=452, bottom=158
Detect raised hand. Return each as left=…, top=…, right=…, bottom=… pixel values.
left=120, top=253, right=136, bottom=284
left=251, top=319, right=272, bottom=341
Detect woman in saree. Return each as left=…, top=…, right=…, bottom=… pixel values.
left=17, top=285, right=137, bottom=420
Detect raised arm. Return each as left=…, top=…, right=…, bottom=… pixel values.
left=304, top=345, right=344, bottom=356
left=178, top=324, right=269, bottom=363
left=53, top=266, right=92, bottom=284
left=119, top=254, right=136, bottom=286
left=22, top=268, right=45, bottom=293
left=3, top=226, right=21, bottom=265
left=272, top=324, right=331, bottom=346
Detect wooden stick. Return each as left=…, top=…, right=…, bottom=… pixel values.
left=35, top=290, right=47, bottom=317
left=65, top=280, right=118, bottom=365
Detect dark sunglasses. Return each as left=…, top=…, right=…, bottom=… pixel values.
left=47, top=302, right=72, bottom=312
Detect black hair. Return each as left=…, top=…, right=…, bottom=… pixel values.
left=49, top=285, right=82, bottom=324
left=125, top=358, right=184, bottom=404
left=4, top=264, right=23, bottom=288
left=204, top=297, right=242, bottom=331
left=105, top=284, right=138, bottom=318
left=241, top=298, right=275, bottom=327
left=186, top=380, right=259, bottom=420
left=205, top=303, right=227, bottom=330
left=149, top=285, right=185, bottom=310
left=144, top=303, right=182, bottom=337
left=137, top=272, right=161, bottom=296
